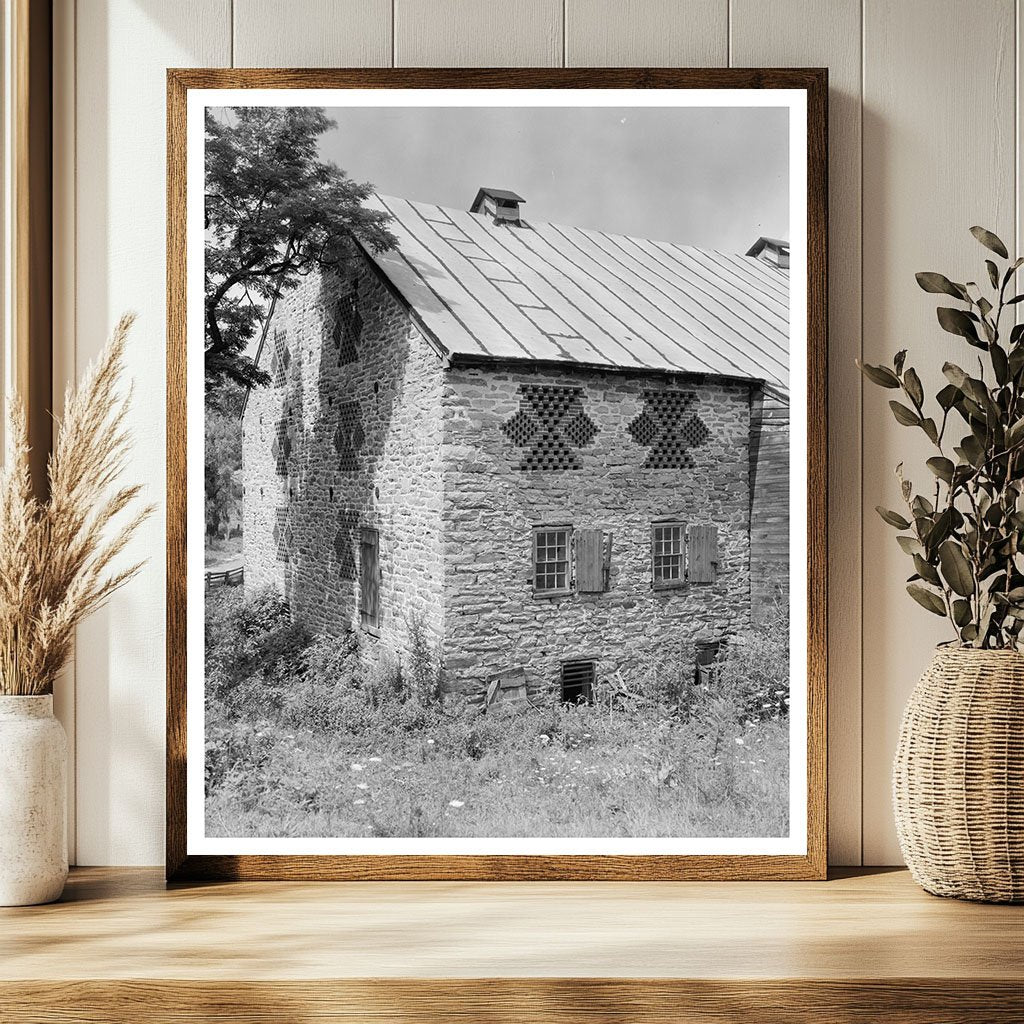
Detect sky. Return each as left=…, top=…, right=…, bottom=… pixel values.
left=315, top=105, right=789, bottom=252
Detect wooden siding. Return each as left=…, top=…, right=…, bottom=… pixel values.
left=749, top=388, right=790, bottom=620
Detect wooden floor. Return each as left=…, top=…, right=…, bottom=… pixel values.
left=2, top=866, right=1022, bottom=1022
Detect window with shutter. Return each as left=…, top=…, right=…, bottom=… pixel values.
left=687, top=524, right=719, bottom=583
left=577, top=529, right=610, bottom=592
left=533, top=527, right=572, bottom=595
left=651, top=522, right=686, bottom=588
left=359, top=527, right=381, bottom=632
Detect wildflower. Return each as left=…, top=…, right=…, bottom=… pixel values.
left=356, top=783, right=369, bottom=790
left=353, top=799, right=366, bottom=805
left=351, top=763, right=364, bottom=771
left=368, top=757, right=382, bottom=763
left=734, top=738, right=744, bottom=746
left=449, top=799, right=465, bottom=808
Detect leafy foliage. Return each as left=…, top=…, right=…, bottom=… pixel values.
left=204, top=107, right=396, bottom=405
left=205, top=587, right=310, bottom=715
left=205, top=403, right=242, bottom=540
left=858, top=227, right=1024, bottom=648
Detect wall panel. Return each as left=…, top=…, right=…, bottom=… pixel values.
left=70, top=0, right=231, bottom=865
left=862, top=0, right=1017, bottom=865
left=730, top=0, right=863, bottom=864
left=394, top=0, right=563, bottom=67
left=566, top=0, right=728, bottom=67
left=233, top=0, right=392, bottom=68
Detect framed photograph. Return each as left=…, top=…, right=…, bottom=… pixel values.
left=167, top=68, right=827, bottom=881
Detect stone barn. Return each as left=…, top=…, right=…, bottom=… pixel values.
left=241, top=188, right=789, bottom=700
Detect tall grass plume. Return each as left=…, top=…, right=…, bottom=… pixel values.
left=0, top=313, right=153, bottom=695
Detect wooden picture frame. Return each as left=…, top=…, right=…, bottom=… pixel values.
left=167, top=67, right=827, bottom=882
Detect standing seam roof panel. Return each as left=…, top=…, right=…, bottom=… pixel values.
left=363, top=194, right=790, bottom=391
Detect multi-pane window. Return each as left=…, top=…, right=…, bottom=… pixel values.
left=533, top=528, right=571, bottom=595
left=652, top=523, right=686, bottom=587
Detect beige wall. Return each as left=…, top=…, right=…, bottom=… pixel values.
left=54, top=0, right=1024, bottom=865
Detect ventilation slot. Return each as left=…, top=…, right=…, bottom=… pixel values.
left=333, top=510, right=360, bottom=581
left=273, top=420, right=291, bottom=475
left=332, top=284, right=362, bottom=365
left=270, top=331, right=290, bottom=388
left=628, top=389, right=710, bottom=469
left=272, top=507, right=291, bottom=563
left=501, top=384, right=598, bottom=471
left=560, top=660, right=595, bottom=705
left=334, top=401, right=364, bottom=473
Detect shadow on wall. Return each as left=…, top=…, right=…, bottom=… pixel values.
left=277, top=258, right=415, bottom=653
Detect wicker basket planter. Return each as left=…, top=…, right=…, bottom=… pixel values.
left=893, top=648, right=1024, bottom=902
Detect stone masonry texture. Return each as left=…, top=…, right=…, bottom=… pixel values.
left=442, top=364, right=753, bottom=696
left=242, top=256, right=445, bottom=670
left=242, top=252, right=787, bottom=697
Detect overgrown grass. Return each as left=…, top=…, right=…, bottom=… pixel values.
left=205, top=588, right=790, bottom=839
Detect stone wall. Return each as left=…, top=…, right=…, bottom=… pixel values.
left=441, top=364, right=754, bottom=696
left=749, top=387, right=790, bottom=620
left=241, top=256, right=445, bottom=665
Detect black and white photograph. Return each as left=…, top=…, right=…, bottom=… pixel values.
left=188, top=85, right=809, bottom=859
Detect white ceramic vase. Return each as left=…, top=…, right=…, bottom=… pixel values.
left=0, top=694, right=68, bottom=906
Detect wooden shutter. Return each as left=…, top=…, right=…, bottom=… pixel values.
left=360, top=528, right=380, bottom=629
left=576, top=529, right=608, bottom=592
left=687, top=524, right=718, bottom=583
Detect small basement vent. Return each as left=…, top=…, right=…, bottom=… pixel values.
left=560, top=660, right=595, bottom=705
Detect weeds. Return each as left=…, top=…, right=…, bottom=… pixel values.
left=205, top=590, right=790, bottom=840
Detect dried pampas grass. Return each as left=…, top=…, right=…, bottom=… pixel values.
left=0, top=313, right=153, bottom=695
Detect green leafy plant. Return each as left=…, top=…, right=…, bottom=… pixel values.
left=859, top=227, right=1024, bottom=648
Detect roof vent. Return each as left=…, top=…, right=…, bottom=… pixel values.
left=745, top=236, right=789, bottom=269
left=470, top=187, right=525, bottom=226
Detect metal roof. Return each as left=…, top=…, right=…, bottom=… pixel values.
left=363, top=194, right=789, bottom=390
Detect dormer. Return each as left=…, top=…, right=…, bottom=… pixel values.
left=745, top=236, right=790, bottom=269
left=470, top=187, right=525, bottom=227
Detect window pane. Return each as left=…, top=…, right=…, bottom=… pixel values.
left=653, top=524, right=684, bottom=583
left=535, top=528, right=569, bottom=592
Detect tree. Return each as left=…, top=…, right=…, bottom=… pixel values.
left=204, top=106, right=395, bottom=404
left=205, top=406, right=243, bottom=541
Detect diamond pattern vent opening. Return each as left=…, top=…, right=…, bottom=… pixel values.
left=333, top=510, right=360, bottom=580
left=272, top=419, right=292, bottom=476
left=334, top=401, right=364, bottom=473
left=273, top=506, right=292, bottom=563
left=628, top=390, right=711, bottom=469
left=332, top=283, right=362, bottom=365
left=270, top=330, right=290, bottom=388
left=501, top=384, right=598, bottom=471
